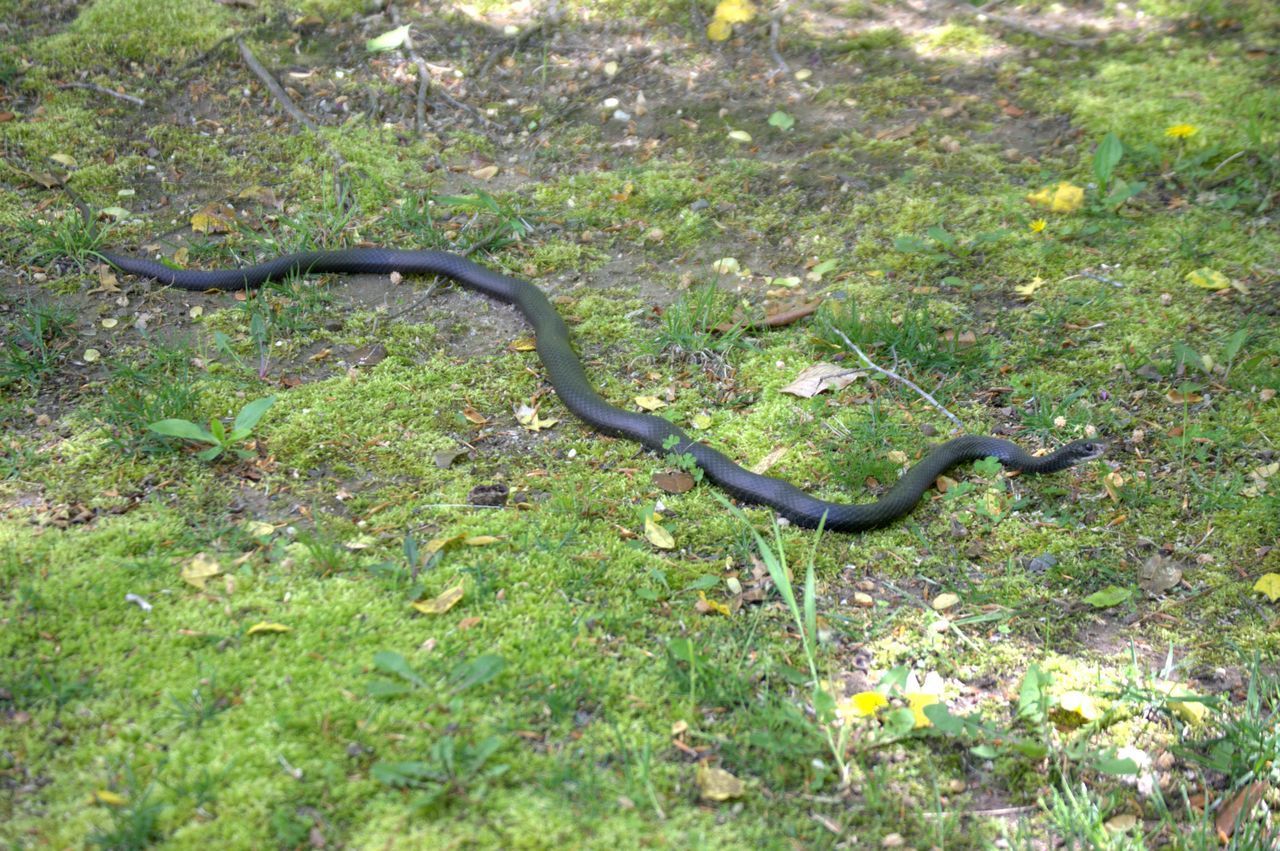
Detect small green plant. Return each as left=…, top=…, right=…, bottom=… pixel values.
left=87, top=762, right=165, bottom=850
left=1091, top=132, right=1145, bottom=212
left=366, top=650, right=506, bottom=699
left=147, top=395, right=276, bottom=461
left=372, top=734, right=510, bottom=813
left=434, top=190, right=535, bottom=253
left=164, top=670, right=231, bottom=731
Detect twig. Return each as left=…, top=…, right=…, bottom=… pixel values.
left=1063, top=268, right=1124, bottom=288
left=237, top=39, right=322, bottom=133
left=58, top=81, right=145, bottom=106
left=831, top=329, right=964, bottom=428
left=387, top=6, right=429, bottom=136
left=767, top=3, right=791, bottom=76
left=237, top=38, right=350, bottom=200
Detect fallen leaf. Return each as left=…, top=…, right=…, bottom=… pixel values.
left=90, top=790, right=128, bottom=807
left=1156, top=680, right=1207, bottom=726
left=461, top=405, right=489, bottom=425
left=1253, top=573, right=1280, bottom=602
left=1166, top=388, right=1204, bottom=404
left=634, top=395, right=667, bottom=411
left=463, top=535, right=502, bottom=546
left=696, top=763, right=745, bottom=802
left=1083, top=585, right=1132, bottom=608
left=471, top=165, right=499, bottom=181
left=366, top=24, right=410, bottom=52
left=516, top=404, right=558, bottom=432
left=1185, top=268, right=1230, bottom=290
left=1216, top=782, right=1267, bottom=842
left=750, top=446, right=788, bottom=475
left=181, top=553, right=221, bottom=590
left=780, top=362, right=862, bottom=398
left=931, top=592, right=959, bottom=612
left=1103, top=471, right=1125, bottom=502
left=690, top=413, right=712, bottom=430
left=246, top=622, right=290, bottom=635
left=1015, top=277, right=1046, bottom=297
left=1105, top=813, right=1138, bottom=832
left=190, top=202, right=237, bottom=234
left=1138, top=554, right=1184, bottom=595
left=727, top=130, right=753, bottom=144
left=653, top=470, right=696, bottom=494
left=906, top=692, right=940, bottom=728
left=644, top=515, right=674, bottom=549
left=713, top=0, right=756, bottom=23
left=412, top=583, right=465, bottom=615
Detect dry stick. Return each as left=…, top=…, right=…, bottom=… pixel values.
left=831, top=328, right=964, bottom=429
left=767, top=2, right=791, bottom=76
left=236, top=38, right=349, bottom=200
left=387, top=6, right=430, bottom=135
left=58, top=82, right=145, bottom=106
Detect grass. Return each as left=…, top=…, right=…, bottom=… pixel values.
left=2, top=0, right=1279, bottom=846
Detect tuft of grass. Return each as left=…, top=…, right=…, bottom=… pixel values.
left=0, top=301, right=75, bottom=389
left=646, top=283, right=749, bottom=363
left=98, top=341, right=201, bottom=455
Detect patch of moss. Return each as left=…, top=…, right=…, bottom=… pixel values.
left=36, top=0, right=233, bottom=69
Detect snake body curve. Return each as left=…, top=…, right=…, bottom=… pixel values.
left=98, top=248, right=1105, bottom=532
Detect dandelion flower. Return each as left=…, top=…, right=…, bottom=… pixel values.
left=1029, top=219, right=1047, bottom=233
left=1164, top=124, right=1198, bottom=139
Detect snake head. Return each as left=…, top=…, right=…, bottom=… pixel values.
left=1066, top=439, right=1107, bottom=464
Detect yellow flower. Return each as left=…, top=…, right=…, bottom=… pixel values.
left=1164, top=124, right=1198, bottom=139
left=835, top=690, right=888, bottom=722
left=1029, top=219, right=1047, bottom=233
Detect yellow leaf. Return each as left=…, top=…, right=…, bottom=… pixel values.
left=425, top=533, right=465, bottom=555
left=644, top=515, right=675, bottom=550
left=727, top=129, right=753, bottom=144
left=706, top=17, right=733, bottom=40
left=634, top=395, right=667, bottom=411
left=246, top=622, right=291, bottom=635
left=931, top=592, right=959, bottom=612
left=470, top=165, right=499, bottom=181
left=906, top=692, right=940, bottom=728
left=463, top=535, right=502, bottom=546
left=1185, top=267, right=1230, bottom=290
left=837, top=690, right=888, bottom=721
left=1103, top=471, right=1125, bottom=502
left=1026, top=182, right=1084, bottom=213
left=691, top=413, right=712, bottom=430
left=181, top=553, right=221, bottom=590
left=714, top=0, right=757, bottom=23
left=190, top=202, right=237, bottom=234
left=49, top=153, right=78, bottom=168
left=696, top=763, right=745, bottom=801
left=412, top=583, right=465, bottom=615
left=516, top=403, right=558, bottom=432
left=1058, top=690, right=1103, bottom=721
left=1015, top=276, right=1046, bottom=297
left=242, top=520, right=275, bottom=538
left=1253, top=573, right=1280, bottom=602
left=91, top=790, right=128, bottom=807
left=511, top=337, right=537, bottom=352
left=1156, top=680, right=1207, bottom=726
left=697, top=591, right=731, bottom=616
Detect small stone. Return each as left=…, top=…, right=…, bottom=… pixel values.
left=855, top=579, right=876, bottom=592
left=882, top=833, right=905, bottom=847
left=853, top=592, right=874, bottom=608
left=1027, top=553, right=1057, bottom=573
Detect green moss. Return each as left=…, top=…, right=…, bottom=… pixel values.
left=37, top=0, right=232, bottom=68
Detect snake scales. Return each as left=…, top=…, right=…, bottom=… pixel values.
left=98, top=248, right=1106, bottom=532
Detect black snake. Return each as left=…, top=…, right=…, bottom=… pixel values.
left=98, top=248, right=1106, bottom=531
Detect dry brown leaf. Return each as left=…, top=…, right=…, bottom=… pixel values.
left=780, top=363, right=862, bottom=398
